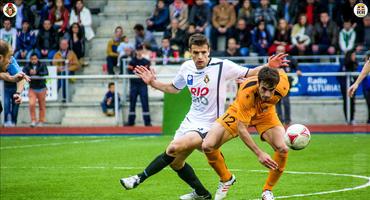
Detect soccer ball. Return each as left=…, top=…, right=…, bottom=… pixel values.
left=284, top=124, right=311, bottom=150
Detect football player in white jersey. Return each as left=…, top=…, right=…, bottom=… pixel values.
left=120, top=34, right=289, bottom=200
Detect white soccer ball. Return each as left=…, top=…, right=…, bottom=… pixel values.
left=284, top=124, right=311, bottom=150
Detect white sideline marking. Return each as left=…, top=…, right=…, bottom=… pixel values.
left=1, top=166, right=369, bottom=199
left=249, top=170, right=370, bottom=199
left=0, top=139, right=109, bottom=150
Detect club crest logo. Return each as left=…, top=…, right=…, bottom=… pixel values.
left=204, top=75, right=209, bottom=84
left=3, top=3, right=17, bottom=18
left=353, top=3, right=368, bottom=18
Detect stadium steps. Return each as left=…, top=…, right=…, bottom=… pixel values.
left=60, top=0, right=156, bottom=126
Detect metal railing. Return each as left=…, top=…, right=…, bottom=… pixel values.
left=0, top=71, right=363, bottom=126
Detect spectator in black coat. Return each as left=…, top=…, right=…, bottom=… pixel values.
left=68, top=22, right=85, bottom=64
left=164, top=18, right=186, bottom=54
left=229, top=18, right=251, bottom=56
left=22, top=53, right=49, bottom=127
left=338, top=49, right=358, bottom=124
left=36, top=19, right=59, bottom=60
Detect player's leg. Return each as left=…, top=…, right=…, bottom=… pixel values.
left=261, top=125, right=288, bottom=200
left=120, top=131, right=203, bottom=190
left=202, top=121, right=236, bottom=200
left=170, top=148, right=212, bottom=199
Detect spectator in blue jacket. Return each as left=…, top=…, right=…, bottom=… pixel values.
left=101, top=82, right=121, bottom=116
left=14, top=0, right=35, bottom=30
left=14, top=20, right=37, bottom=60
left=146, top=0, right=170, bottom=32
left=189, top=0, right=211, bottom=34
left=134, top=24, right=158, bottom=51
left=251, top=20, right=271, bottom=56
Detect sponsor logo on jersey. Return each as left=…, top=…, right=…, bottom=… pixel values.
left=187, top=75, right=193, bottom=85
left=190, top=87, right=209, bottom=96
left=3, top=3, right=17, bottom=18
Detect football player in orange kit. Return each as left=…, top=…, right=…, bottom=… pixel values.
left=202, top=67, right=290, bottom=200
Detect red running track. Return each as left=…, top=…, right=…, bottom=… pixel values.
left=0, top=124, right=369, bottom=136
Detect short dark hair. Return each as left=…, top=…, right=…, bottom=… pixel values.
left=108, top=82, right=115, bottom=88
left=188, top=23, right=196, bottom=28
left=115, top=26, right=123, bottom=32
left=2, top=18, right=11, bottom=23
left=188, top=33, right=209, bottom=49
left=30, top=53, right=39, bottom=58
left=133, top=24, right=144, bottom=31
left=258, top=67, right=280, bottom=88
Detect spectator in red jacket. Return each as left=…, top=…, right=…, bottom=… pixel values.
left=49, top=0, right=70, bottom=35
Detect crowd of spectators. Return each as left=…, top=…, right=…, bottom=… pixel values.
left=108, top=0, right=369, bottom=66
left=0, top=0, right=93, bottom=64
left=1, top=0, right=92, bottom=127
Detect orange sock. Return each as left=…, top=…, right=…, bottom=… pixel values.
left=205, top=149, right=232, bottom=182
left=263, top=151, right=288, bottom=191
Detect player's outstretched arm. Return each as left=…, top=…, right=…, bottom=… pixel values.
left=0, top=72, right=16, bottom=82
left=238, top=121, right=278, bottom=170
left=348, top=60, right=370, bottom=97
left=134, top=66, right=180, bottom=94
left=0, top=72, right=30, bottom=82
left=247, top=53, right=290, bottom=77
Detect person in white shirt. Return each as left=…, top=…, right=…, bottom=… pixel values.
left=339, top=20, right=356, bottom=54
left=69, top=0, right=95, bottom=41
left=120, top=34, right=289, bottom=200
left=0, top=18, right=17, bottom=50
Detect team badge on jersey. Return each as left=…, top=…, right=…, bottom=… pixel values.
left=204, top=75, right=210, bottom=84
left=187, top=75, right=193, bottom=85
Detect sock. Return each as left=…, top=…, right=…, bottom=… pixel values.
left=138, top=152, right=175, bottom=183
left=205, top=149, right=232, bottom=182
left=175, top=163, right=210, bottom=196
left=263, top=151, right=288, bottom=191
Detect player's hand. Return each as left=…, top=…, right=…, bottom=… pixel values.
left=13, top=93, right=22, bottom=104
left=134, top=65, right=155, bottom=85
left=348, top=83, right=359, bottom=97
left=14, top=72, right=31, bottom=82
left=267, top=53, right=290, bottom=68
left=257, top=152, right=278, bottom=170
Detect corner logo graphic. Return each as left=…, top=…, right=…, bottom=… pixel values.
left=354, top=3, right=368, bottom=18
left=3, top=3, right=17, bottom=18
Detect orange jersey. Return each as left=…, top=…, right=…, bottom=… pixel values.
left=217, top=70, right=290, bottom=137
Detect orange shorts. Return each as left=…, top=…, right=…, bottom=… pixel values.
left=216, top=106, right=282, bottom=138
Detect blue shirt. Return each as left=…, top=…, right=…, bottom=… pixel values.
left=7, top=56, right=20, bottom=75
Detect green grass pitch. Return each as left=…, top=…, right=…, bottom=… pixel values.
left=1, top=134, right=369, bottom=200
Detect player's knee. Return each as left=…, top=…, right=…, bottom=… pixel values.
left=166, top=142, right=182, bottom=155
left=170, top=161, right=184, bottom=170
left=276, top=144, right=289, bottom=154
left=202, top=142, right=215, bottom=153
